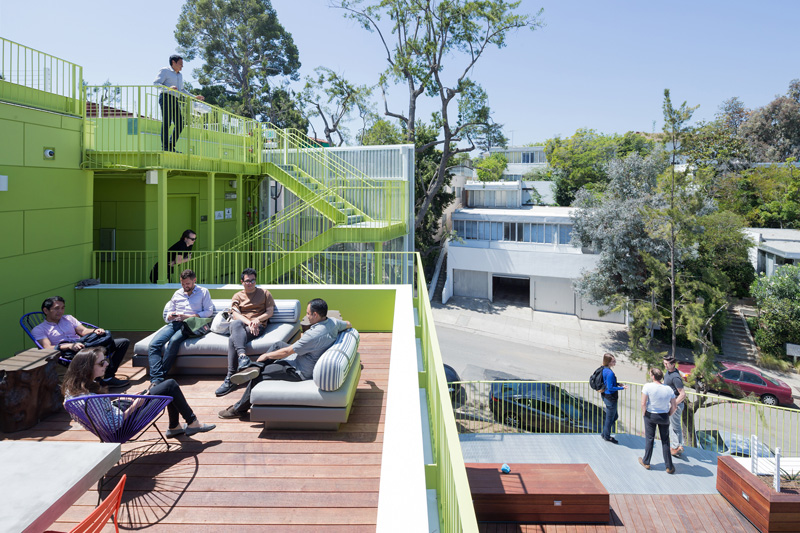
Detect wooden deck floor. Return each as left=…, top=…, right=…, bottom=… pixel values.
left=4, top=332, right=391, bottom=532
left=479, top=494, right=758, bottom=532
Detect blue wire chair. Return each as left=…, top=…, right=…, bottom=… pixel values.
left=20, top=311, right=99, bottom=366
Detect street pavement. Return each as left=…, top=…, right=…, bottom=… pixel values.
left=432, top=296, right=800, bottom=403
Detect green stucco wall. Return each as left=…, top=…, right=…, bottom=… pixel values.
left=73, top=285, right=397, bottom=332
left=93, top=173, right=253, bottom=251
left=0, top=102, right=92, bottom=356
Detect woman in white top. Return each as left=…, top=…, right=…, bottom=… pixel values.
left=639, top=367, right=678, bottom=473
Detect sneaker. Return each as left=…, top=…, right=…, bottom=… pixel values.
left=215, top=379, right=236, bottom=397
left=102, top=376, right=130, bottom=389
left=218, top=405, right=247, bottom=419
left=231, top=366, right=260, bottom=385
left=166, top=426, right=185, bottom=438
left=185, top=423, right=216, bottom=436
left=638, top=457, right=650, bottom=470
left=237, top=354, right=252, bottom=372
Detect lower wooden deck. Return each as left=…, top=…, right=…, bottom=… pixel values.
left=480, top=493, right=757, bottom=532
left=4, top=332, right=391, bottom=532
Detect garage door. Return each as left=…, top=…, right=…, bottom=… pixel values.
left=453, top=269, right=488, bottom=299
left=532, top=276, right=575, bottom=315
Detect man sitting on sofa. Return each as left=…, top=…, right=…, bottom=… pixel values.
left=32, top=296, right=130, bottom=388
left=215, top=267, right=276, bottom=397
left=148, top=269, right=214, bottom=384
left=218, top=298, right=351, bottom=419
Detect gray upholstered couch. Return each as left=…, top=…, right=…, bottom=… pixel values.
left=132, top=298, right=302, bottom=375
left=250, top=327, right=361, bottom=431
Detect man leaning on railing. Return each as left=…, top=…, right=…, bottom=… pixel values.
left=153, top=54, right=204, bottom=152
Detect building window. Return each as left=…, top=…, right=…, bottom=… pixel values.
left=558, top=224, right=572, bottom=245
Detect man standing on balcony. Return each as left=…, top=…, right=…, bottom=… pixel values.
left=153, top=54, right=204, bottom=152
left=218, top=298, right=351, bottom=419
left=149, top=229, right=197, bottom=283
left=32, top=296, right=130, bottom=389
left=215, top=268, right=276, bottom=396
left=663, top=356, right=686, bottom=456
left=148, top=269, right=214, bottom=384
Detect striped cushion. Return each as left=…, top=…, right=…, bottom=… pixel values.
left=312, top=329, right=360, bottom=392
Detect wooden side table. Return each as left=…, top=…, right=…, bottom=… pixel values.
left=0, top=349, right=64, bottom=433
left=466, top=463, right=609, bottom=523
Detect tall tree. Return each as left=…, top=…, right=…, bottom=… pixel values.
left=740, top=80, right=800, bottom=162
left=661, top=89, right=699, bottom=358
left=336, top=0, right=541, bottom=232
left=299, top=67, right=373, bottom=146
left=175, top=0, right=301, bottom=119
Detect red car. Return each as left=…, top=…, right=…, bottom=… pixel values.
left=677, top=360, right=794, bottom=406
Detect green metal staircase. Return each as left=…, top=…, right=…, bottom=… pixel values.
left=214, top=127, right=407, bottom=283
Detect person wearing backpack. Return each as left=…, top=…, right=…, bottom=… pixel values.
left=600, top=353, right=627, bottom=444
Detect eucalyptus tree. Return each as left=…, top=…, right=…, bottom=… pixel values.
left=334, top=0, right=542, bottom=234
left=175, top=0, right=301, bottom=119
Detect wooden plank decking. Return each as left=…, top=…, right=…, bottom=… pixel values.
left=1, top=332, right=391, bottom=532
left=479, top=494, right=758, bottom=532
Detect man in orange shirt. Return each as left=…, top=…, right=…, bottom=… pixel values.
left=215, top=268, right=275, bottom=396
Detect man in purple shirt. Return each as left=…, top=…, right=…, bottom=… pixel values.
left=32, top=296, right=130, bottom=388
left=148, top=269, right=214, bottom=384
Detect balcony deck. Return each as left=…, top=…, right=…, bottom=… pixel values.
left=3, top=332, right=390, bottom=532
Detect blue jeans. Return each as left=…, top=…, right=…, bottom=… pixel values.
left=148, top=322, right=187, bottom=383
left=602, top=395, right=618, bottom=440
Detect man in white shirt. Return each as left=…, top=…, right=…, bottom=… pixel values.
left=148, top=269, right=214, bottom=384
left=153, top=54, right=204, bottom=152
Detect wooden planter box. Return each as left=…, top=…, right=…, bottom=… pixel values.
left=717, top=455, right=800, bottom=532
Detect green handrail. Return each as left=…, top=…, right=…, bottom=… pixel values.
left=0, top=36, right=84, bottom=116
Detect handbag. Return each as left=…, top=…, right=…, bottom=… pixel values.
left=210, top=309, right=233, bottom=335
left=60, top=330, right=115, bottom=363
left=181, top=317, right=213, bottom=338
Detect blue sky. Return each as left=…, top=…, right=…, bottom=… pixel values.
left=1, top=0, right=798, bottom=145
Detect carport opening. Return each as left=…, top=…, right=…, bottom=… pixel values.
left=492, top=276, right=530, bottom=307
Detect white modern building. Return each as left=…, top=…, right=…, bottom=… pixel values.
left=443, top=180, right=624, bottom=323
left=484, top=146, right=548, bottom=180
left=745, top=228, right=800, bottom=276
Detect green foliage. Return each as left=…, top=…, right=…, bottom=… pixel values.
left=740, top=81, right=800, bottom=162
left=175, top=0, right=301, bottom=119
left=715, top=163, right=800, bottom=228
left=360, top=118, right=404, bottom=146
left=545, top=129, right=655, bottom=206
left=474, top=153, right=507, bottom=182
left=299, top=67, right=374, bottom=146
left=695, top=211, right=755, bottom=297
left=751, top=265, right=800, bottom=358
left=337, top=0, right=541, bottom=234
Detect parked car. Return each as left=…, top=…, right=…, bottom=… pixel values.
left=695, top=429, right=774, bottom=458
left=489, top=381, right=603, bottom=433
left=443, top=364, right=467, bottom=408
left=677, top=360, right=794, bottom=406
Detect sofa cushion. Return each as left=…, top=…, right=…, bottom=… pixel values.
left=134, top=321, right=299, bottom=356
left=312, top=329, right=360, bottom=392
left=251, top=352, right=361, bottom=408
left=200, top=298, right=300, bottom=324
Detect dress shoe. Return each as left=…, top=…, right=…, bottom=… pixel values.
left=165, top=426, right=185, bottom=438
left=218, top=405, right=248, bottom=419
left=604, top=436, right=619, bottom=444
left=102, top=376, right=130, bottom=389
left=231, top=366, right=260, bottom=385
left=638, top=457, right=650, bottom=470
left=666, top=466, right=676, bottom=475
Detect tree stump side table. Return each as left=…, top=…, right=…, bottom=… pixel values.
left=0, top=349, right=64, bottom=433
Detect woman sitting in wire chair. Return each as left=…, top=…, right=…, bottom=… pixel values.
left=63, top=347, right=216, bottom=438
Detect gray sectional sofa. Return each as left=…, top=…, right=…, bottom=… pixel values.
left=251, top=327, right=361, bottom=430
left=132, top=296, right=361, bottom=430
left=132, top=298, right=302, bottom=374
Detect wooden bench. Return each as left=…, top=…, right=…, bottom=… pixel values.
left=0, top=349, right=64, bottom=433
left=466, top=463, right=609, bottom=523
